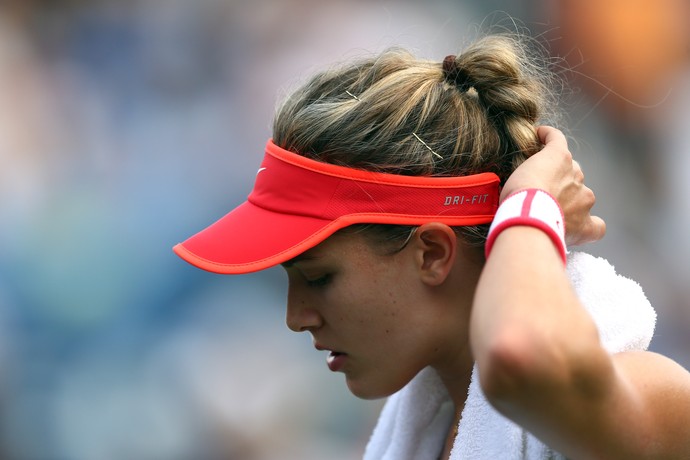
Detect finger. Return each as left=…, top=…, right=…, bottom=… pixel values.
left=585, top=215, right=607, bottom=244
left=571, top=215, right=607, bottom=246
left=573, top=160, right=585, bottom=183
left=537, top=125, right=568, bottom=149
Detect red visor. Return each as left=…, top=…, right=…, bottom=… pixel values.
left=174, top=140, right=500, bottom=274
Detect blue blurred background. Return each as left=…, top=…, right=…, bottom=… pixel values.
left=0, top=0, right=688, bottom=458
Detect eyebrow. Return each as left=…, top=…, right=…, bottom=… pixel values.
left=281, top=253, right=321, bottom=268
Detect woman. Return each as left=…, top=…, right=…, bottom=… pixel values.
left=174, top=35, right=690, bottom=459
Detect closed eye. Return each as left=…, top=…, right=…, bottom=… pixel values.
left=306, top=274, right=332, bottom=288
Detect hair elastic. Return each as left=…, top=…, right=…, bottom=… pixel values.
left=442, top=54, right=472, bottom=92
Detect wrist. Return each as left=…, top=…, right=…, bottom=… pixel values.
left=485, top=189, right=567, bottom=264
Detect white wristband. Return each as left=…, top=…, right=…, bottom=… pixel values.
left=485, top=189, right=567, bottom=264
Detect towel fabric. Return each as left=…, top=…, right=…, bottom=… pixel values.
left=364, top=252, right=657, bottom=460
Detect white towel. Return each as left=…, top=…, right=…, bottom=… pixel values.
left=364, top=251, right=657, bottom=460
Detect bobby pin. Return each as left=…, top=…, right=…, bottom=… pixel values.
left=345, top=90, right=361, bottom=101
left=412, top=132, right=443, bottom=160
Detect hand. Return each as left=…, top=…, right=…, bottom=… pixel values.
left=501, top=126, right=606, bottom=246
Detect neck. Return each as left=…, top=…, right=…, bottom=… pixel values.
left=436, top=358, right=472, bottom=460
left=431, top=286, right=475, bottom=456
left=432, top=249, right=479, bottom=412
left=432, top=242, right=484, bottom=456
left=434, top=346, right=474, bottom=414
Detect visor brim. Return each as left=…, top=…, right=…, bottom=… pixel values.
left=173, top=200, right=338, bottom=274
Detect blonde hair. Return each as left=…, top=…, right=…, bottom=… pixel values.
left=273, top=34, right=558, bottom=246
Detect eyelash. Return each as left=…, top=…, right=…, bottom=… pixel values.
left=306, top=274, right=332, bottom=287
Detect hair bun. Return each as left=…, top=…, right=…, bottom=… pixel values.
left=442, top=55, right=472, bottom=92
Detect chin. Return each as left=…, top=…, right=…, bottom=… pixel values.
left=345, top=375, right=408, bottom=400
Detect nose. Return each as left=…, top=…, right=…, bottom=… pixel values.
left=286, top=287, right=323, bottom=332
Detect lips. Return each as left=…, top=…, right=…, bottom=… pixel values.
left=326, top=351, right=347, bottom=372
left=314, top=341, right=348, bottom=372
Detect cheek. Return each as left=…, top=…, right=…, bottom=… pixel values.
left=346, top=268, right=435, bottom=346
left=342, top=288, right=440, bottom=398
left=342, top=277, right=413, bottom=331
left=344, top=330, right=434, bottom=400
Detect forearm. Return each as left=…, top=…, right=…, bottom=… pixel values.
left=471, top=225, right=607, bottom=404
left=470, top=224, right=622, bottom=459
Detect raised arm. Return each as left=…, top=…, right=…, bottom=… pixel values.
left=470, top=126, right=690, bottom=459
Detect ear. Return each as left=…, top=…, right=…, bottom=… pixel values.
left=411, top=222, right=458, bottom=286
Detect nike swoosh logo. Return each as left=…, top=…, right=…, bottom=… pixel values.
left=256, top=167, right=267, bottom=175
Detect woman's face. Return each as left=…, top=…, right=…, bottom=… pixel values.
left=283, top=228, right=479, bottom=399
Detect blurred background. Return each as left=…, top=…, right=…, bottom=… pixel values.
left=0, top=0, right=688, bottom=458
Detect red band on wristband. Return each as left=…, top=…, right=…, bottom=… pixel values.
left=485, top=189, right=567, bottom=264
